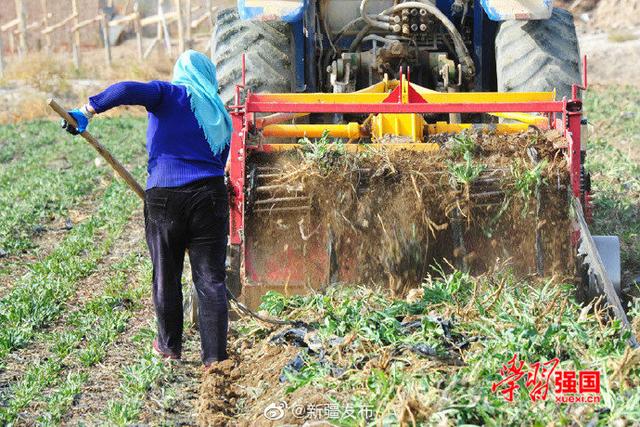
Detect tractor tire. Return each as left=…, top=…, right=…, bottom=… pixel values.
left=213, top=8, right=293, bottom=106
left=495, top=8, right=581, bottom=100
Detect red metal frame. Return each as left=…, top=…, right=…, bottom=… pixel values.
left=245, top=98, right=565, bottom=114
left=228, top=54, right=247, bottom=246
left=226, top=54, right=590, bottom=282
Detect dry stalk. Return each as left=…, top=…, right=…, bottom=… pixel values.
left=297, top=217, right=321, bottom=241
left=410, top=173, right=422, bottom=200
left=555, top=295, right=568, bottom=325
left=377, top=213, right=391, bottom=240
left=461, top=278, right=480, bottom=319
left=593, top=298, right=608, bottom=331
left=481, top=278, right=506, bottom=312
left=399, top=398, right=418, bottom=427
left=534, top=288, right=562, bottom=329
left=610, top=346, right=640, bottom=388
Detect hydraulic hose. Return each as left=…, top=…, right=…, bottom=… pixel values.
left=380, top=1, right=475, bottom=82
left=360, top=0, right=392, bottom=30
left=350, top=24, right=373, bottom=51
left=226, top=288, right=303, bottom=326
left=356, top=0, right=475, bottom=83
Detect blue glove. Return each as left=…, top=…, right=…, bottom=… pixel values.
left=61, top=109, right=89, bottom=135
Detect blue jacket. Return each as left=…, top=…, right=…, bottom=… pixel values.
left=89, top=81, right=230, bottom=189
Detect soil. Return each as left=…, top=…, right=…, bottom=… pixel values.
left=137, top=328, right=204, bottom=426
left=556, top=0, right=640, bottom=30
left=218, top=0, right=237, bottom=8
left=199, top=307, right=476, bottom=426
left=554, top=0, right=640, bottom=86
left=592, top=0, right=640, bottom=30
left=555, top=0, right=599, bottom=16
left=579, top=31, right=640, bottom=87
left=198, top=327, right=330, bottom=426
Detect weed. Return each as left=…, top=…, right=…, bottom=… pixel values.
left=299, top=130, right=345, bottom=169
left=246, top=272, right=640, bottom=426
left=448, top=151, right=485, bottom=186
left=511, top=159, right=548, bottom=200
left=510, top=158, right=549, bottom=216
left=447, top=133, right=476, bottom=158
left=607, top=30, right=639, bottom=43
left=102, top=327, right=172, bottom=425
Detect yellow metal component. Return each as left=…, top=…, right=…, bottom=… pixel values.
left=258, top=92, right=386, bottom=104
left=412, top=84, right=553, bottom=127
left=256, top=79, right=396, bottom=129
left=402, top=76, right=410, bottom=104
left=372, top=114, right=426, bottom=142
left=357, top=77, right=397, bottom=94
left=257, top=90, right=556, bottom=105
left=262, top=123, right=361, bottom=139
left=427, top=122, right=531, bottom=134
left=371, top=78, right=424, bottom=142
left=411, top=84, right=556, bottom=102
left=256, top=77, right=555, bottom=144
left=491, top=112, right=549, bottom=127
left=258, top=143, right=440, bottom=153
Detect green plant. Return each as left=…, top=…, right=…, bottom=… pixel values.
left=0, top=118, right=146, bottom=255
left=36, top=372, right=87, bottom=425
left=511, top=159, right=548, bottom=200
left=448, top=151, right=486, bottom=186
left=102, top=330, right=172, bottom=425
left=299, top=130, right=345, bottom=169
left=245, top=272, right=638, bottom=426
left=448, top=133, right=476, bottom=158
left=0, top=116, right=156, bottom=423
left=0, top=176, right=141, bottom=367
left=0, top=249, right=151, bottom=424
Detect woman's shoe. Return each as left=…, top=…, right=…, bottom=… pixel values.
left=152, top=339, right=180, bottom=360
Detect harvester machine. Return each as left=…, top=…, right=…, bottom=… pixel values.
left=214, top=0, right=626, bottom=324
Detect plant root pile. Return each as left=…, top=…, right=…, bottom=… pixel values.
left=245, top=129, right=572, bottom=297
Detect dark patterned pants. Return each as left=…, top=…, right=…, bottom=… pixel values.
left=144, top=176, right=228, bottom=365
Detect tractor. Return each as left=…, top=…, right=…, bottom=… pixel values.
left=211, top=0, right=624, bottom=316
left=213, top=0, right=581, bottom=104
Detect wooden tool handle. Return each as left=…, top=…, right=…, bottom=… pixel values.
left=48, top=98, right=145, bottom=200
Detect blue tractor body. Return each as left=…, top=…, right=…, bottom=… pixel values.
left=234, top=0, right=554, bottom=93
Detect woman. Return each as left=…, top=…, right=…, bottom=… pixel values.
left=63, top=50, right=232, bottom=367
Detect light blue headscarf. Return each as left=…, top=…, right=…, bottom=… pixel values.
left=172, top=50, right=232, bottom=156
